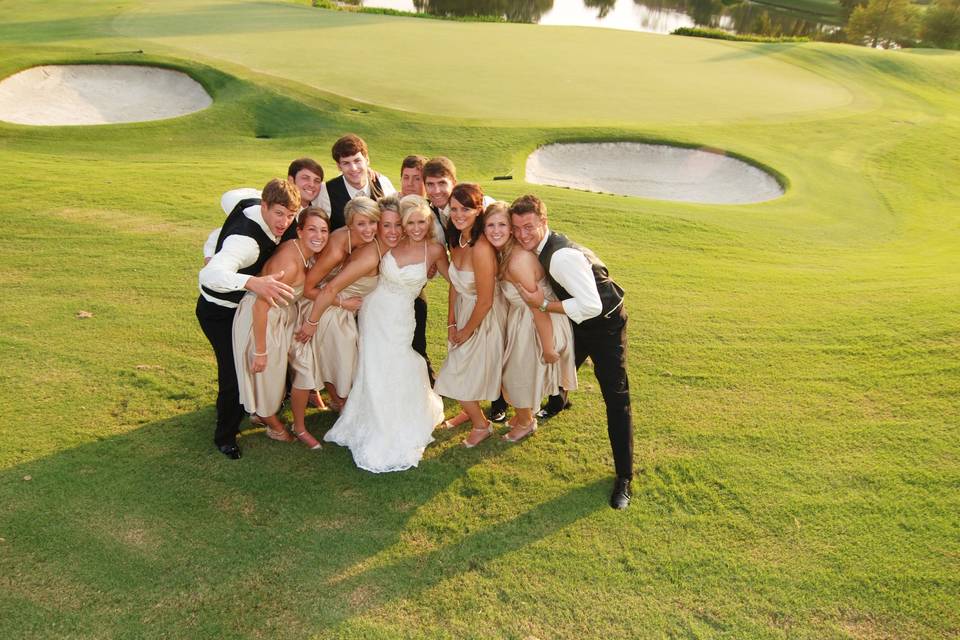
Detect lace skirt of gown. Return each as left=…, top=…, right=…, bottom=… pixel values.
left=324, top=253, right=444, bottom=472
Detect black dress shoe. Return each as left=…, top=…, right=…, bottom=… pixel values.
left=609, top=477, right=631, bottom=510
left=486, top=399, right=507, bottom=423
left=217, top=443, right=242, bottom=460
left=535, top=399, right=571, bottom=420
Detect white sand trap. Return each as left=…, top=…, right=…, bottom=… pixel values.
left=526, top=142, right=784, bottom=205
left=0, top=65, right=212, bottom=126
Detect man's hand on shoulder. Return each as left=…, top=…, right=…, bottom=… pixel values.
left=245, top=270, right=295, bottom=307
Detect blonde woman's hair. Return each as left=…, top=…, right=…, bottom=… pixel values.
left=482, top=201, right=514, bottom=280
left=399, top=194, right=434, bottom=241
left=377, top=194, right=401, bottom=216
left=345, top=196, right=381, bottom=226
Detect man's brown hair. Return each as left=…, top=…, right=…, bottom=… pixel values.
left=422, top=156, right=457, bottom=182
left=287, top=157, right=324, bottom=182
left=331, top=134, right=369, bottom=162
left=261, top=178, right=301, bottom=211
left=401, top=154, right=427, bottom=172
left=508, top=194, right=547, bottom=220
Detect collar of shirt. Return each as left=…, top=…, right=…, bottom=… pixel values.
left=345, top=177, right=370, bottom=200
left=535, top=227, right=551, bottom=255
left=246, top=204, right=281, bottom=243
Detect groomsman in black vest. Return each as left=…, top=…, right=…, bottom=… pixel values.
left=509, top=195, right=633, bottom=509
left=203, top=157, right=324, bottom=263
left=315, top=134, right=395, bottom=230
left=196, top=179, right=301, bottom=459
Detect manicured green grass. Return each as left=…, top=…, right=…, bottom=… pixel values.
left=112, top=0, right=854, bottom=125
left=1, top=0, right=959, bottom=638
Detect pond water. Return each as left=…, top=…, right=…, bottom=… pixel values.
left=349, top=0, right=839, bottom=37
left=526, top=142, right=784, bottom=204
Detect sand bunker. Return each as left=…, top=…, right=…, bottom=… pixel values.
left=0, top=65, right=212, bottom=126
left=526, top=142, right=784, bottom=205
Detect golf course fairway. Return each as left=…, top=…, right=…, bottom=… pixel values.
left=0, top=0, right=957, bottom=638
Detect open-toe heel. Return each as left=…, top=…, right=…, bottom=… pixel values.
left=293, top=426, right=322, bottom=450
left=265, top=424, right=295, bottom=443
left=502, top=419, right=538, bottom=443
left=463, top=421, right=494, bottom=448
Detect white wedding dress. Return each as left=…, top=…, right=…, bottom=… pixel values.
left=323, top=245, right=444, bottom=472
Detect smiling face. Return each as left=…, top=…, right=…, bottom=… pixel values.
left=291, top=168, right=323, bottom=204
left=262, top=202, right=298, bottom=238
left=400, top=167, right=425, bottom=197
left=511, top=211, right=547, bottom=252
left=403, top=209, right=431, bottom=242
left=349, top=212, right=379, bottom=245
left=449, top=196, right=480, bottom=234
left=337, top=152, right=370, bottom=190
left=424, top=175, right=454, bottom=209
left=297, top=215, right=329, bottom=256
left=378, top=209, right=403, bottom=248
left=483, top=209, right=510, bottom=249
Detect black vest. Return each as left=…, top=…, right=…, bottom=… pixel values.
left=326, top=174, right=385, bottom=231
left=538, top=231, right=625, bottom=328
left=201, top=198, right=279, bottom=305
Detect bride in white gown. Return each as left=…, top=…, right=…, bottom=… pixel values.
left=323, top=195, right=451, bottom=472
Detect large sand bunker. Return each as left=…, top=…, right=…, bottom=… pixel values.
left=0, top=65, right=212, bottom=126
left=526, top=142, right=784, bottom=205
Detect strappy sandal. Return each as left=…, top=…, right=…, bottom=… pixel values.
left=264, top=424, right=295, bottom=442
left=292, top=426, right=322, bottom=450
left=463, top=422, right=494, bottom=448
left=502, top=419, right=538, bottom=443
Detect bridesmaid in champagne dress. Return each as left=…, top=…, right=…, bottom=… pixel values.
left=298, top=197, right=381, bottom=410
left=481, top=202, right=577, bottom=442
left=233, top=208, right=330, bottom=449
left=434, top=184, right=504, bottom=448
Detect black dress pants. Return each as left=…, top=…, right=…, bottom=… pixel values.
left=412, top=294, right=435, bottom=384
left=572, top=308, right=633, bottom=480
left=196, top=296, right=244, bottom=447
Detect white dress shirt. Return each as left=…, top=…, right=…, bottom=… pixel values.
left=313, top=172, right=396, bottom=214
left=535, top=228, right=603, bottom=325
left=202, top=188, right=262, bottom=259
left=198, top=195, right=282, bottom=308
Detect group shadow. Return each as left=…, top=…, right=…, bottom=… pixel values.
left=0, top=404, right=607, bottom=637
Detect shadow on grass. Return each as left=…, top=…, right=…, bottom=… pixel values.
left=0, top=407, right=605, bottom=638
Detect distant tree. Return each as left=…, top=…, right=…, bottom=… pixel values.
left=921, top=0, right=960, bottom=48
left=846, top=0, right=919, bottom=47
left=840, top=0, right=869, bottom=18
left=752, top=11, right=781, bottom=35
left=584, top=0, right=618, bottom=18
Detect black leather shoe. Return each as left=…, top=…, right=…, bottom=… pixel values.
left=535, top=399, right=571, bottom=420
left=486, top=404, right=507, bottom=423
left=609, top=477, right=631, bottom=510
left=217, top=443, right=242, bottom=460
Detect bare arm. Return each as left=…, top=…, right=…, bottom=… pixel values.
left=451, top=239, right=496, bottom=346
left=302, top=233, right=347, bottom=300
left=250, top=295, right=271, bottom=373
left=294, top=243, right=379, bottom=342
left=509, top=253, right=557, bottom=364
left=430, top=244, right=451, bottom=283
left=446, top=275, right=458, bottom=345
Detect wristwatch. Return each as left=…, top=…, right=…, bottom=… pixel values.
left=538, top=299, right=549, bottom=312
